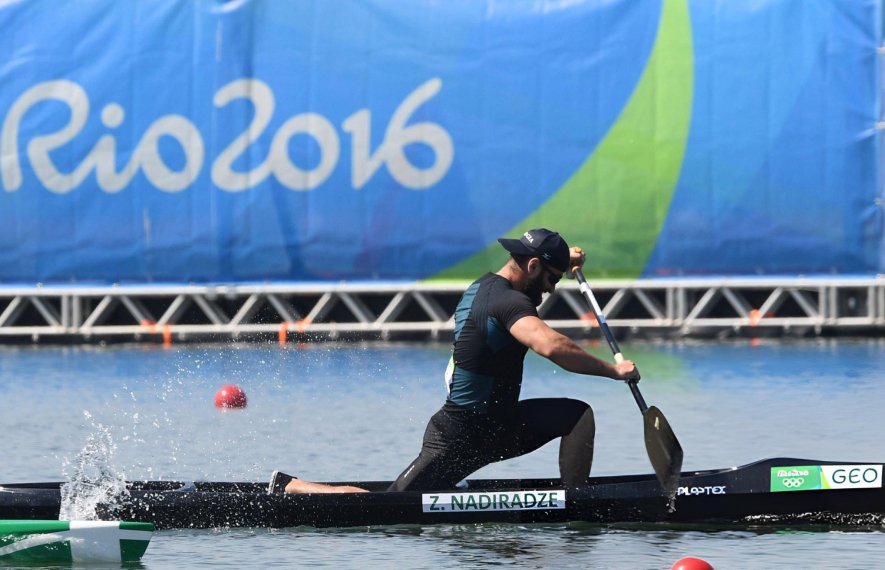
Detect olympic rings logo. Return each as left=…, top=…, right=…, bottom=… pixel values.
left=781, top=477, right=805, bottom=488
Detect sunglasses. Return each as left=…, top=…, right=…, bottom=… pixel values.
left=540, top=262, right=564, bottom=283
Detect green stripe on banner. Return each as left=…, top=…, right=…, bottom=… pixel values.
left=432, top=0, right=693, bottom=280
left=0, top=520, right=153, bottom=563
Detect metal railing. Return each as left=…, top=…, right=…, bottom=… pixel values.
left=0, top=277, right=883, bottom=343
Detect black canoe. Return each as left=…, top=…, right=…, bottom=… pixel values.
left=1, top=458, right=882, bottom=530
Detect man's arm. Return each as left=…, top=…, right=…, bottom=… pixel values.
left=509, top=315, right=639, bottom=381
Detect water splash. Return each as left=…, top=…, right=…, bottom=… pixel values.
left=744, top=511, right=885, bottom=527
left=667, top=492, right=677, bottom=513
left=59, top=412, right=128, bottom=520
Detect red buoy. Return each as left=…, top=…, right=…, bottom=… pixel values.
left=671, top=557, right=714, bottom=570
left=214, top=384, right=247, bottom=409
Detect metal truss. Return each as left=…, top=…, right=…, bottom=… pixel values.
left=0, top=277, right=883, bottom=343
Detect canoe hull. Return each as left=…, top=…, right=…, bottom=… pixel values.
left=2, top=458, right=882, bottom=530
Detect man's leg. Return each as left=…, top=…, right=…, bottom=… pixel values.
left=508, top=398, right=595, bottom=486
left=557, top=405, right=595, bottom=486
left=268, top=471, right=368, bottom=494
left=388, top=407, right=489, bottom=492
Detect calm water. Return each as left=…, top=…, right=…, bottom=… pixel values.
left=1, top=339, right=884, bottom=569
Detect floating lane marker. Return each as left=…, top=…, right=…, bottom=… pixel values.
left=0, top=520, right=154, bottom=564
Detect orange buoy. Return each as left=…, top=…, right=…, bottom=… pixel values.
left=214, top=384, right=247, bottom=409
left=671, top=557, right=714, bottom=570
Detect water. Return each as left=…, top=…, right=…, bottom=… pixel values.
left=1, top=339, right=883, bottom=569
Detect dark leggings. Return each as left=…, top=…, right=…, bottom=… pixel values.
left=388, top=398, right=595, bottom=491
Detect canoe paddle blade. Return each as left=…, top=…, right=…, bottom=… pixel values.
left=643, top=406, right=684, bottom=495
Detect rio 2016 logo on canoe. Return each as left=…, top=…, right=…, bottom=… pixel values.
left=422, top=490, right=566, bottom=513
left=770, top=465, right=883, bottom=493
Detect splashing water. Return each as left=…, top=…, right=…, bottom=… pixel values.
left=59, top=413, right=128, bottom=520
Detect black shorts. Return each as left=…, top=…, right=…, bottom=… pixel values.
left=388, top=398, right=590, bottom=492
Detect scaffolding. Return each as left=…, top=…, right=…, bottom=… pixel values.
left=0, top=276, right=883, bottom=344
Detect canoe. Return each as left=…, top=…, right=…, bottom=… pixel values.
left=1, top=458, right=882, bottom=530
left=0, top=520, right=153, bottom=564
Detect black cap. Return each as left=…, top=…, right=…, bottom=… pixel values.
left=497, top=228, right=570, bottom=272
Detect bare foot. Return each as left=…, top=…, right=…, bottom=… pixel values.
left=284, top=479, right=368, bottom=494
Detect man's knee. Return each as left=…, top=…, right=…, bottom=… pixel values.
left=561, top=398, right=593, bottom=429
left=570, top=404, right=595, bottom=437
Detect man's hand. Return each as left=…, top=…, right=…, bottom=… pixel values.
left=613, top=360, right=640, bottom=382
left=568, top=246, right=586, bottom=277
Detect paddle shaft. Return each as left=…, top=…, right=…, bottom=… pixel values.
left=572, top=267, right=684, bottom=494
left=573, top=268, right=648, bottom=412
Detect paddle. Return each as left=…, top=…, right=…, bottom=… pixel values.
left=572, top=267, right=683, bottom=495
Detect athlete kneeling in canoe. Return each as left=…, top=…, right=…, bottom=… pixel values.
left=269, top=228, right=639, bottom=494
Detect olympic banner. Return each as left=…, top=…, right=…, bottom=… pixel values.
left=0, top=0, right=880, bottom=283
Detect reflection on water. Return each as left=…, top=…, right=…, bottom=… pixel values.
left=376, top=523, right=610, bottom=566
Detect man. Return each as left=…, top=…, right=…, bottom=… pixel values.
left=270, top=228, right=639, bottom=494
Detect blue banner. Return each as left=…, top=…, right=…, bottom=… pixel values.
left=0, top=0, right=880, bottom=283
